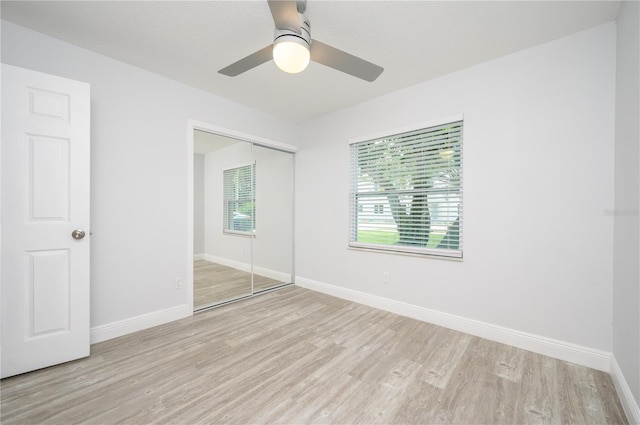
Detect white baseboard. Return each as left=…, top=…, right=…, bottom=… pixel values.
left=194, top=253, right=205, bottom=261
left=611, top=356, right=640, bottom=425
left=253, top=265, right=292, bottom=283
left=204, top=254, right=291, bottom=283
left=90, top=304, right=192, bottom=344
left=295, top=276, right=611, bottom=372
left=204, top=254, right=251, bottom=273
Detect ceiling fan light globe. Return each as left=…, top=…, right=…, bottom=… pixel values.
left=273, top=36, right=310, bottom=74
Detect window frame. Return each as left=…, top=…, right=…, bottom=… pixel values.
left=348, top=115, right=463, bottom=259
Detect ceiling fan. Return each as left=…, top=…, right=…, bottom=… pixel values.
left=218, top=0, right=384, bottom=82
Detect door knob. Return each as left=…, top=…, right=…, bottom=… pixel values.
left=71, top=229, right=86, bottom=240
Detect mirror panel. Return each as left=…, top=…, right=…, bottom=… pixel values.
left=194, top=132, right=253, bottom=309
left=252, top=145, right=294, bottom=292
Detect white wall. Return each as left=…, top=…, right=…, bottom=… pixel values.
left=294, top=23, right=616, bottom=352
left=1, top=21, right=295, bottom=328
left=613, top=0, right=640, bottom=411
left=193, top=154, right=205, bottom=255
left=203, top=142, right=294, bottom=278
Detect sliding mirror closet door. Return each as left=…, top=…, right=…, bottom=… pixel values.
left=194, top=131, right=253, bottom=310
left=252, top=145, right=294, bottom=292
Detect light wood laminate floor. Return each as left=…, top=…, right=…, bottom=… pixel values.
left=194, top=260, right=285, bottom=310
left=1, top=286, right=628, bottom=424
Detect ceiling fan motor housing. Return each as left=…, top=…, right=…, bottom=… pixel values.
left=274, top=13, right=311, bottom=48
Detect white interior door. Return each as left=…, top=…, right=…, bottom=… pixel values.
left=1, top=64, right=91, bottom=378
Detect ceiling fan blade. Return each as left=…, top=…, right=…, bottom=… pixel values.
left=218, top=45, right=273, bottom=77
left=310, top=40, right=383, bottom=82
left=268, top=0, right=301, bottom=34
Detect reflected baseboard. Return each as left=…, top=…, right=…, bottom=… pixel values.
left=199, top=254, right=292, bottom=283
left=254, top=265, right=292, bottom=284
left=200, top=254, right=250, bottom=273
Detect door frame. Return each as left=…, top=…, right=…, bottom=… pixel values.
left=186, top=120, right=296, bottom=312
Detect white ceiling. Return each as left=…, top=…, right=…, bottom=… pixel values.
left=2, top=1, right=620, bottom=123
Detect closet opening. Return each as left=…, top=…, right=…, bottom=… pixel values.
left=188, top=122, right=295, bottom=312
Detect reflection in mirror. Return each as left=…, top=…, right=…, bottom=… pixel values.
left=252, top=144, right=294, bottom=292
left=194, top=131, right=253, bottom=310
left=193, top=130, right=294, bottom=311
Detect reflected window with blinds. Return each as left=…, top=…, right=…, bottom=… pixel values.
left=223, top=163, right=255, bottom=235
left=349, top=119, right=463, bottom=258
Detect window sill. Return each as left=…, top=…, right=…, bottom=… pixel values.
left=348, top=243, right=463, bottom=261
left=223, top=230, right=256, bottom=238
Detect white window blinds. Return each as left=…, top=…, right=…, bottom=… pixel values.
left=223, top=164, right=255, bottom=234
left=349, top=120, right=463, bottom=258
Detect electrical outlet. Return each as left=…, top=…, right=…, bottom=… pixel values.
left=175, top=278, right=183, bottom=289
left=383, top=272, right=390, bottom=284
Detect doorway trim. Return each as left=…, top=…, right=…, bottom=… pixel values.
left=186, top=119, right=297, bottom=312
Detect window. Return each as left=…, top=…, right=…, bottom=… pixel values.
left=349, top=120, right=463, bottom=258
left=223, top=164, right=255, bottom=235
